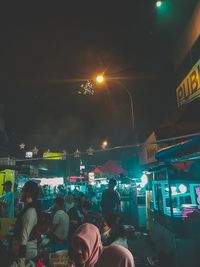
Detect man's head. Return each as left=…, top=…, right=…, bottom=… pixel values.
left=2, top=181, right=12, bottom=193
left=108, top=178, right=117, bottom=190
left=21, top=181, right=39, bottom=204
left=54, top=197, right=64, bottom=210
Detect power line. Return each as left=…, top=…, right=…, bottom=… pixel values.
left=15, top=132, right=200, bottom=162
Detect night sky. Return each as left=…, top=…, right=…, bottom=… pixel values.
left=0, top=0, right=198, bottom=155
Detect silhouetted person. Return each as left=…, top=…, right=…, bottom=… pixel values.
left=100, top=179, right=120, bottom=216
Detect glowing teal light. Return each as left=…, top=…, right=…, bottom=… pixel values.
left=156, top=1, right=162, bottom=8
left=140, top=174, right=148, bottom=188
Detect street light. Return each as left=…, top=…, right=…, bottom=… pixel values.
left=101, top=140, right=108, bottom=149
left=96, top=75, right=104, bottom=84
left=95, top=74, right=135, bottom=132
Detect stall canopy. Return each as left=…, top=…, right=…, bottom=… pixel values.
left=156, top=136, right=200, bottom=162
left=92, top=167, right=104, bottom=174
left=92, top=160, right=127, bottom=176
left=155, top=98, right=200, bottom=140
left=103, top=160, right=128, bottom=175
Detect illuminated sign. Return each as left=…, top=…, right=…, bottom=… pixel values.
left=88, top=172, right=95, bottom=183
left=195, top=186, right=200, bottom=208
left=43, top=152, right=62, bottom=160
left=25, top=152, right=33, bottom=158
left=176, top=59, right=200, bottom=107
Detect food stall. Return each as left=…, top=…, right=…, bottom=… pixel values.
left=146, top=137, right=200, bottom=267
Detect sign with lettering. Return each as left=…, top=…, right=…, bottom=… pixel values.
left=176, top=59, right=200, bottom=107
left=43, top=152, right=62, bottom=160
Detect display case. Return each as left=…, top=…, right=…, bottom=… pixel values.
left=152, top=178, right=200, bottom=218
left=146, top=137, right=200, bottom=267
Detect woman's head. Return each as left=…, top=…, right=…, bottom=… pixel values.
left=95, top=244, right=135, bottom=267
left=72, top=223, right=102, bottom=267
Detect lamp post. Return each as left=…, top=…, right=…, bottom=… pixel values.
left=95, top=75, right=135, bottom=132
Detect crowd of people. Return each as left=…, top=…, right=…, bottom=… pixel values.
left=0, top=179, right=135, bottom=267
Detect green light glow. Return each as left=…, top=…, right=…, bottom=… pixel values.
left=156, top=1, right=162, bottom=7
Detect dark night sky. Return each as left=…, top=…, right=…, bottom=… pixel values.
left=0, top=0, right=198, bottom=155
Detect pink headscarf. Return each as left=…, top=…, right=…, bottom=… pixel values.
left=94, top=244, right=135, bottom=267
left=72, top=223, right=103, bottom=267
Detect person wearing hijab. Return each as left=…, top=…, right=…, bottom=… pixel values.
left=71, top=223, right=103, bottom=267
left=95, top=244, right=135, bottom=267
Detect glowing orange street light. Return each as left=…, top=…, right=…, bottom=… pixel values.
left=101, top=140, right=108, bottom=149
left=96, top=75, right=104, bottom=84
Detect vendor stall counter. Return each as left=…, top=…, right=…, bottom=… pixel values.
left=147, top=158, right=200, bottom=266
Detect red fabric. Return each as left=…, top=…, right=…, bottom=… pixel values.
left=92, top=167, right=104, bottom=174
left=102, top=160, right=128, bottom=176
left=68, top=176, right=84, bottom=182
left=172, top=162, right=192, bottom=171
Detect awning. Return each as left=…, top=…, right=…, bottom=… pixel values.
left=156, top=136, right=200, bottom=162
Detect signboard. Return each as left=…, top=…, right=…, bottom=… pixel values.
left=0, top=169, right=15, bottom=196
left=25, top=151, right=33, bottom=158
left=176, top=59, right=200, bottom=107
left=43, top=152, right=63, bottom=160
left=194, top=186, right=200, bottom=208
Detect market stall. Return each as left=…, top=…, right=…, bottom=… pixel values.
left=146, top=137, right=200, bottom=267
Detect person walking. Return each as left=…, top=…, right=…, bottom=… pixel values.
left=100, top=178, right=121, bottom=216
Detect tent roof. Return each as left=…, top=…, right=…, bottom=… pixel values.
left=102, top=160, right=128, bottom=176
left=92, top=161, right=128, bottom=176
left=92, top=167, right=104, bottom=174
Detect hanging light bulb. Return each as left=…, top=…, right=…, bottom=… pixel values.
left=87, top=147, right=94, bottom=156
left=32, top=146, right=39, bottom=155
left=74, top=149, right=80, bottom=158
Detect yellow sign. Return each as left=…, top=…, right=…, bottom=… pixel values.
left=176, top=59, right=200, bottom=107
left=0, top=169, right=15, bottom=196
left=43, top=152, right=63, bottom=160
